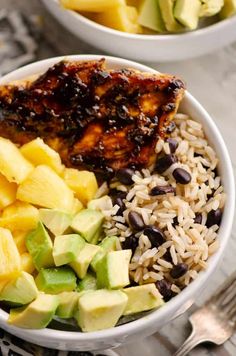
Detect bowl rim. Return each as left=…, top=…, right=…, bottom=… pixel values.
left=47, top=0, right=236, bottom=40
left=0, top=54, right=235, bottom=344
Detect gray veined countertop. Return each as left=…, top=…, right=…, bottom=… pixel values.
left=0, top=0, right=236, bottom=355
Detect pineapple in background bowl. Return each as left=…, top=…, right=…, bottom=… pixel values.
left=59, top=0, right=236, bottom=34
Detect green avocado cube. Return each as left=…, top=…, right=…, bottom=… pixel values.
left=200, top=0, right=224, bottom=17
left=39, top=209, right=73, bottom=236
left=71, top=209, right=104, bottom=244
left=53, top=234, right=85, bottom=266
left=0, top=271, right=38, bottom=306
left=122, top=283, right=164, bottom=315
left=159, top=0, right=184, bottom=32
left=70, top=243, right=101, bottom=279
left=77, top=273, right=97, bottom=292
left=138, top=0, right=166, bottom=32
left=174, top=0, right=201, bottom=30
left=220, top=0, right=236, bottom=18
left=96, top=250, right=132, bottom=289
left=91, top=236, right=119, bottom=271
left=8, top=293, right=59, bottom=329
left=56, top=291, right=80, bottom=318
left=35, top=267, right=77, bottom=294
left=87, top=195, right=113, bottom=211
left=26, top=222, right=54, bottom=271
left=76, top=289, right=128, bottom=332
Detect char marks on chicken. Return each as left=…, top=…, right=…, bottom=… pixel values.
left=0, top=59, right=185, bottom=175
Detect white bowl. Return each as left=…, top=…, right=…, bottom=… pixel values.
left=0, top=55, right=234, bottom=351
left=41, top=0, right=236, bottom=62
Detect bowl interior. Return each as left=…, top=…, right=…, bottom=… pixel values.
left=0, top=55, right=234, bottom=347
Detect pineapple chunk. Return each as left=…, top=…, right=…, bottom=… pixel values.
left=17, top=165, right=75, bottom=212
left=20, top=138, right=64, bottom=175
left=0, top=137, right=33, bottom=184
left=0, top=173, right=17, bottom=210
left=95, top=5, right=142, bottom=33
left=63, top=169, right=98, bottom=205
left=21, top=253, right=35, bottom=274
left=0, top=201, right=39, bottom=232
left=60, top=0, right=125, bottom=12
left=0, top=228, right=21, bottom=280
left=13, top=230, right=27, bottom=254
left=71, top=198, right=84, bottom=214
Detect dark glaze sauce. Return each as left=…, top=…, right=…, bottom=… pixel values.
left=0, top=59, right=185, bottom=176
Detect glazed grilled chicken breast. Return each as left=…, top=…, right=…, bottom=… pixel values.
left=0, top=59, right=185, bottom=175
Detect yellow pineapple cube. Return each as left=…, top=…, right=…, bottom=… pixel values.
left=13, top=230, right=27, bottom=254
left=0, top=137, right=33, bottom=184
left=0, top=173, right=17, bottom=210
left=0, top=280, right=8, bottom=293
left=71, top=198, right=84, bottom=214
left=0, top=201, right=39, bottom=232
left=0, top=228, right=21, bottom=281
left=63, top=169, right=98, bottom=205
left=21, top=252, right=35, bottom=274
left=60, top=0, right=125, bottom=12
left=95, top=5, right=142, bottom=33
left=17, top=165, right=75, bottom=212
left=20, top=138, right=64, bottom=175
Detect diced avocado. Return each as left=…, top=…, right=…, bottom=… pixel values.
left=200, top=0, right=223, bottom=17
left=39, top=209, right=73, bottom=236
left=159, top=0, right=184, bottom=32
left=96, top=250, right=132, bottom=289
left=76, top=289, right=128, bottom=332
left=26, top=222, right=54, bottom=271
left=8, top=293, right=59, bottom=329
left=174, top=0, right=201, bottom=30
left=90, top=224, right=104, bottom=245
left=91, top=236, right=119, bottom=271
left=87, top=195, right=113, bottom=211
left=35, top=267, right=77, bottom=294
left=71, top=209, right=104, bottom=244
left=77, top=273, right=97, bottom=292
left=123, top=283, right=164, bottom=315
left=220, top=0, right=236, bottom=18
left=70, top=243, right=101, bottom=279
left=53, top=234, right=85, bottom=267
left=56, top=291, right=79, bottom=318
left=138, top=0, right=166, bottom=32
left=0, top=271, right=38, bottom=306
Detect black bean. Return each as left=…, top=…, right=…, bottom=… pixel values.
left=121, top=235, right=139, bottom=254
left=150, top=185, right=176, bottom=196
left=116, top=168, right=135, bottom=185
left=113, top=197, right=126, bottom=216
left=167, top=138, right=178, bottom=153
left=163, top=248, right=172, bottom=262
left=172, top=216, right=179, bottom=227
left=206, top=208, right=222, bottom=228
left=173, top=168, right=191, bottom=185
left=143, top=226, right=165, bottom=248
left=155, top=154, right=177, bottom=174
left=170, top=263, right=188, bottom=279
left=194, top=213, right=202, bottom=225
left=128, top=211, right=145, bottom=231
left=156, top=279, right=173, bottom=301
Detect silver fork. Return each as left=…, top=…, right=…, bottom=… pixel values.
left=174, top=271, right=236, bottom=356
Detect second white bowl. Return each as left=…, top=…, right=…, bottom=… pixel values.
left=42, top=0, right=236, bottom=62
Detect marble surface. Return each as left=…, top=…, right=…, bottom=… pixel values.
left=0, top=0, right=236, bottom=355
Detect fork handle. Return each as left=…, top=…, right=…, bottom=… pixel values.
left=173, top=330, right=205, bottom=356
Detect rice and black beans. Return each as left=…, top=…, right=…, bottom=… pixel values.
left=97, top=113, right=226, bottom=301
